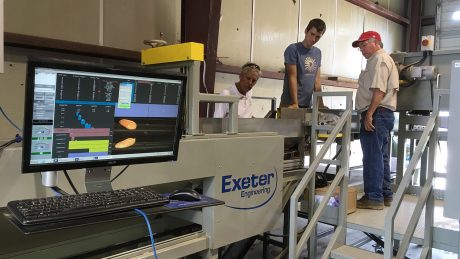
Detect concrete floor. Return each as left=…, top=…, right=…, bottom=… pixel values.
left=244, top=221, right=458, bottom=258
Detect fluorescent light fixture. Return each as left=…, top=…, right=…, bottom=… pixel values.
left=453, top=10, right=460, bottom=20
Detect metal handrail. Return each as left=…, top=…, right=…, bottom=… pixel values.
left=384, top=112, right=436, bottom=258
left=143, top=60, right=240, bottom=135
left=288, top=111, right=350, bottom=258
left=384, top=90, right=448, bottom=258
left=288, top=92, right=352, bottom=259
left=187, top=61, right=240, bottom=134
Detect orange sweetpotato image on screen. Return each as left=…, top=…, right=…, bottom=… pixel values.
left=115, top=138, right=136, bottom=149
left=119, top=119, right=137, bottom=130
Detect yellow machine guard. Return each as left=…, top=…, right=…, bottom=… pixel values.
left=141, top=42, right=204, bottom=65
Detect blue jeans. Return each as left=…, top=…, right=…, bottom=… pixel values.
left=360, top=109, right=394, bottom=201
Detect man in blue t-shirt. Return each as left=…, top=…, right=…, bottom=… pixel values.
left=280, top=18, right=326, bottom=108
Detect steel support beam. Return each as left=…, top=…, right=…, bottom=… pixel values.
left=409, top=0, right=422, bottom=52
left=181, top=0, right=222, bottom=117
left=346, top=0, right=410, bottom=26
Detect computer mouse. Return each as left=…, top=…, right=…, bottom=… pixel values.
left=169, top=189, right=201, bottom=201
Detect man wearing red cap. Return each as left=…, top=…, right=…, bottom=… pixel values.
left=352, top=31, right=399, bottom=210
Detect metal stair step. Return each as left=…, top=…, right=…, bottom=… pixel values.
left=331, top=245, right=385, bottom=259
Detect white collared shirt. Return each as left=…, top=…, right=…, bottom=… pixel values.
left=213, top=84, right=254, bottom=118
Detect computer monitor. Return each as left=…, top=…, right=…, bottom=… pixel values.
left=21, top=61, right=186, bottom=189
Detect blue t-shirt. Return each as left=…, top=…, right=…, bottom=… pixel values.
left=281, top=42, right=321, bottom=107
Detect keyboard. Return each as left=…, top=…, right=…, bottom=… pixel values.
left=7, top=185, right=169, bottom=225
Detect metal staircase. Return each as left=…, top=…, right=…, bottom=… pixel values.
left=285, top=89, right=456, bottom=258
left=288, top=91, right=353, bottom=259
left=330, top=90, right=449, bottom=259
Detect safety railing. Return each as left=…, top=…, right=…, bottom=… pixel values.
left=384, top=89, right=448, bottom=258
left=288, top=92, right=352, bottom=259
left=144, top=60, right=240, bottom=135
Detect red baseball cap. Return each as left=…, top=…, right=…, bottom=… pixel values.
left=352, top=31, right=381, bottom=48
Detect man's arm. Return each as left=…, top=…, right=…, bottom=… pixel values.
left=364, top=62, right=391, bottom=131
left=314, top=67, right=326, bottom=108
left=364, top=88, right=385, bottom=131
left=286, top=64, right=299, bottom=109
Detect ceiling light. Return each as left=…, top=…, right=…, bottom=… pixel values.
left=453, top=11, right=460, bottom=20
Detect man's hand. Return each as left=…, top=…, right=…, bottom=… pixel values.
left=364, top=113, right=375, bottom=131
left=288, top=103, right=299, bottom=109
left=318, top=103, right=329, bottom=110
left=317, top=97, right=328, bottom=110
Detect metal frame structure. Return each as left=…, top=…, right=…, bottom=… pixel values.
left=105, top=231, right=208, bottom=259
left=395, top=110, right=447, bottom=190
left=288, top=91, right=352, bottom=259
left=0, top=43, right=287, bottom=259
left=142, top=60, right=240, bottom=135
left=140, top=58, right=285, bottom=259
left=384, top=89, right=448, bottom=258
left=184, top=60, right=240, bottom=135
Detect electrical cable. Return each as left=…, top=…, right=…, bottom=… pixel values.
left=400, top=51, right=428, bottom=72
left=322, top=146, right=343, bottom=179
left=0, top=139, right=15, bottom=149
left=134, top=208, right=159, bottom=259
left=428, top=51, right=435, bottom=109
left=0, top=105, right=22, bottom=132
left=363, top=232, right=410, bottom=259
left=50, top=186, right=69, bottom=196
left=315, top=145, right=342, bottom=188
left=202, top=60, right=209, bottom=94
left=63, top=170, right=79, bottom=194
left=264, top=232, right=287, bottom=238
left=14, top=134, right=22, bottom=143
left=399, top=51, right=429, bottom=88
left=202, top=60, right=211, bottom=117
left=0, top=134, right=23, bottom=151
left=51, top=187, right=62, bottom=196
left=399, top=78, right=418, bottom=88
left=110, top=165, right=129, bottom=183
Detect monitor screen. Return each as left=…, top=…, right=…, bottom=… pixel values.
left=22, top=61, right=186, bottom=173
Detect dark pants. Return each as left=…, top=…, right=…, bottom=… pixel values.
left=360, top=108, right=394, bottom=201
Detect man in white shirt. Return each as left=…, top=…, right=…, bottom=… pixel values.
left=213, top=62, right=262, bottom=118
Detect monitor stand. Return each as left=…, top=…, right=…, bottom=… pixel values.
left=85, top=166, right=113, bottom=193
left=41, top=171, right=58, bottom=187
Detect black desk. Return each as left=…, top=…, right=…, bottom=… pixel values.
left=0, top=196, right=223, bottom=258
